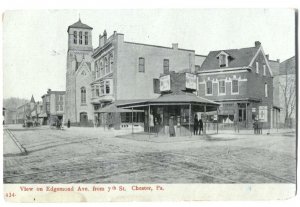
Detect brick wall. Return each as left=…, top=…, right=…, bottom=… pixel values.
left=116, top=37, right=195, bottom=100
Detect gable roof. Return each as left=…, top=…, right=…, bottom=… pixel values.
left=200, top=47, right=259, bottom=70
left=67, top=19, right=93, bottom=32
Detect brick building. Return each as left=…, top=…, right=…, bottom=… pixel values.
left=197, top=41, right=276, bottom=129
left=65, top=19, right=205, bottom=128
left=41, top=89, right=65, bottom=125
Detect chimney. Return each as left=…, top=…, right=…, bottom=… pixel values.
left=255, top=41, right=261, bottom=48
left=172, top=43, right=178, bottom=50
left=99, top=34, right=102, bottom=47
left=47, top=89, right=51, bottom=93
left=113, top=31, right=117, bottom=36
left=265, top=54, right=269, bottom=60
left=103, top=30, right=107, bottom=43
left=277, top=59, right=280, bottom=63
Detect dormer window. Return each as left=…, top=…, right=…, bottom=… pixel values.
left=219, top=54, right=227, bottom=67
left=216, top=51, right=229, bottom=68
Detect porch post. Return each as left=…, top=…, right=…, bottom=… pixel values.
left=245, top=102, right=248, bottom=128
left=148, top=105, right=151, bottom=138
left=217, top=107, right=219, bottom=134
left=189, top=103, right=191, bottom=137
left=204, top=104, right=206, bottom=135
left=131, top=108, right=134, bottom=135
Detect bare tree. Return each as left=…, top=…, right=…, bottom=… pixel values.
left=280, top=73, right=296, bottom=128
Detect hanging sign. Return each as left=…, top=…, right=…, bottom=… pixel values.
left=160, top=75, right=171, bottom=91
left=258, top=106, right=268, bottom=122
left=185, top=73, right=197, bottom=90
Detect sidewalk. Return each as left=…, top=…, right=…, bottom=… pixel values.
left=205, top=128, right=295, bottom=135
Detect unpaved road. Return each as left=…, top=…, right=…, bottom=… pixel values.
left=3, top=125, right=296, bottom=183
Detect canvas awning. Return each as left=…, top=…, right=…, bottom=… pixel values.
left=98, top=103, right=143, bottom=113
left=117, top=92, right=219, bottom=111
left=39, top=113, right=48, bottom=118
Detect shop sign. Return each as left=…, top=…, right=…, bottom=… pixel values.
left=185, top=73, right=197, bottom=90
left=160, top=75, right=171, bottom=91
left=258, top=106, right=268, bottom=122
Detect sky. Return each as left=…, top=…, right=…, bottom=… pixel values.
left=2, top=9, right=296, bottom=100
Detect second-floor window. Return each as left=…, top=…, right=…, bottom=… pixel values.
left=95, top=62, right=100, bottom=78
left=219, top=80, right=226, bottom=94
left=265, top=83, right=268, bottom=97
left=139, top=57, right=145, bottom=72
left=100, top=82, right=104, bottom=95
left=81, top=87, right=86, bottom=104
left=232, top=80, right=239, bottom=94
left=263, top=65, right=266, bottom=76
left=206, top=81, right=212, bottom=95
left=163, top=59, right=169, bottom=74
left=100, top=62, right=104, bottom=77
left=79, top=31, right=82, bottom=45
left=84, top=32, right=88, bottom=45
left=105, top=81, right=110, bottom=94
left=256, top=62, right=259, bottom=74
left=96, top=85, right=100, bottom=97
left=74, top=31, right=77, bottom=44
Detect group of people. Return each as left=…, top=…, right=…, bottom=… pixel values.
left=193, top=114, right=204, bottom=135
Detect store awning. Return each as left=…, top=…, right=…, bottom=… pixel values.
left=117, top=92, right=219, bottom=111
left=39, top=113, right=48, bottom=118
left=98, top=103, right=143, bottom=113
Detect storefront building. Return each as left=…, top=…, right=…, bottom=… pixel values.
left=197, top=41, right=277, bottom=129
left=117, top=72, right=219, bottom=136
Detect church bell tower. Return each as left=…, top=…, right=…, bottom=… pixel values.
left=65, top=18, right=93, bottom=123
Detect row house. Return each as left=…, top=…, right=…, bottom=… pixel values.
left=41, top=89, right=66, bottom=125
left=16, top=95, right=36, bottom=124
left=197, top=41, right=277, bottom=129
left=3, top=108, right=17, bottom=124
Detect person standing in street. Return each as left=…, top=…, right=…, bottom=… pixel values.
left=194, top=114, right=199, bottom=135
left=199, top=118, right=203, bottom=135
left=169, top=116, right=175, bottom=137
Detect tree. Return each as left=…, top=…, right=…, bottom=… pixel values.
left=279, top=73, right=296, bottom=128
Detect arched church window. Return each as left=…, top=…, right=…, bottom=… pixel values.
left=109, top=53, right=114, bottom=73
left=74, top=31, right=77, bottom=44
left=85, top=32, right=88, bottom=45
left=79, top=31, right=83, bottom=45
left=104, top=57, right=109, bottom=74
left=100, top=61, right=104, bottom=77
left=81, top=87, right=86, bottom=104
